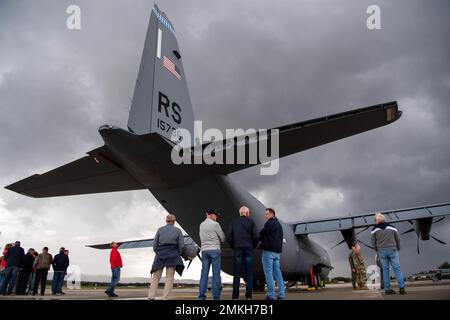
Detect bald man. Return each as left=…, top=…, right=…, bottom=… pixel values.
left=371, top=212, right=405, bottom=295
left=227, top=206, right=259, bottom=300
left=148, top=214, right=185, bottom=300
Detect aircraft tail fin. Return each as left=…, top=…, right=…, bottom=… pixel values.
left=127, top=4, right=195, bottom=145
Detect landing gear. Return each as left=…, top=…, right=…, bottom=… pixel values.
left=307, top=266, right=323, bottom=290
left=253, top=279, right=266, bottom=292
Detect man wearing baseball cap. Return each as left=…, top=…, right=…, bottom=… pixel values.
left=198, top=209, right=226, bottom=300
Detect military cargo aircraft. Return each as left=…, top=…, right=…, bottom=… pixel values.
left=6, top=5, right=449, bottom=289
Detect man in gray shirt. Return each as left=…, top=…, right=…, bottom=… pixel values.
left=148, top=214, right=185, bottom=300
left=371, top=213, right=406, bottom=295
left=198, top=209, right=226, bottom=300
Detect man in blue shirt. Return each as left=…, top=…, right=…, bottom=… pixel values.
left=259, top=208, right=285, bottom=300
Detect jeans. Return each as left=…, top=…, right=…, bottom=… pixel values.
left=52, top=271, right=65, bottom=294
left=27, top=272, right=36, bottom=293
left=232, top=249, right=254, bottom=299
left=378, top=248, right=405, bottom=290
left=106, top=267, right=121, bottom=294
left=262, top=251, right=285, bottom=299
left=0, top=271, right=5, bottom=294
left=2, top=266, right=20, bottom=295
left=198, top=250, right=221, bottom=300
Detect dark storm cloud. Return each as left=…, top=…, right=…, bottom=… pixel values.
left=0, top=0, right=449, bottom=278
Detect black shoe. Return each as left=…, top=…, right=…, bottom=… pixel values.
left=277, top=296, right=285, bottom=300
left=384, top=289, right=396, bottom=295
left=110, top=293, right=119, bottom=297
left=60, top=291, right=66, bottom=295
left=399, top=288, right=406, bottom=294
left=265, top=296, right=274, bottom=300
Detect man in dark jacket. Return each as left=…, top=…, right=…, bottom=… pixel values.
left=2, top=241, right=25, bottom=295
left=259, top=208, right=285, bottom=300
left=16, top=248, right=35, bottom=295
left=52, top=247, right=69, bottom=295
left=227, top=206, right=259, bottom=300
left=371, top=213, right=406, bottom=294
left=148, top=214, right=185, bottom=300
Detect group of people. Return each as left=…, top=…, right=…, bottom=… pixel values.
left=105, top=206, right=285, bottom=300
left=2, top=209, right=406, bottom=299
left=349, top=212, right=406, bottom=294
left=196, top=207, right=284, bottom=300
left=0, top=242, right=69, bottom=296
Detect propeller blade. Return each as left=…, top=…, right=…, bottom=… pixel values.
left=430, top=235, right=447, bottom=245
left=356, top=226, right=370, bottom=235
left=331, top=239, right=346, bottom=249
left=433, top=217, right=446, bottom=224
left=357, top=239, right=375, bottom=250
left=401, top=228, right=415, bottom=235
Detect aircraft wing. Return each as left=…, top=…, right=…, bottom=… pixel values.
left=291, top=203, right=450, bottom=235
left=5, top=146, right=146, bottom=198
left=205, top=101, right=401, bottom=174
left=274, top=101, right=401, bottom=159
left=86, top=235, right=194, bottom=250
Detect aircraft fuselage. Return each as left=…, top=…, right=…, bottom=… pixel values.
left=99, top=125, right=332, bottom=282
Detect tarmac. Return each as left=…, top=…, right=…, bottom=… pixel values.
left=0, top=279, right=449, bottom=300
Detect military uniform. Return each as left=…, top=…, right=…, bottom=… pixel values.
left=348, top=253, right=357, bottom=289
left=349, top=250, right=367, bottom=289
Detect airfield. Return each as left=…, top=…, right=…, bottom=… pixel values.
left=1, top=280, right=449, bottom=300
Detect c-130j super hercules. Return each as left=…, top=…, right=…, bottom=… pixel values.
left=6, top=5, right=450, bottom=289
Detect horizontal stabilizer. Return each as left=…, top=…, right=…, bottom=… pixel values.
left=292, top=203, right=450, bottom=235
left=206, top=101, right=402, bottom=174
left=87, top=235, right=194, bottom=250
left=274, top=101, right=401, bottom=158
left=5, top=146, right=145, bottom=198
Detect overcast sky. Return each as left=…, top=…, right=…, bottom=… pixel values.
left=0, top=0, right=449, bottom=282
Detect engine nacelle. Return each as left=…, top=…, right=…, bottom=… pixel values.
left=413, top=217, right=433, bottom=240
left=181, top=243, right=199, bottom=261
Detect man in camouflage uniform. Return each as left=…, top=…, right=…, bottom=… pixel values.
left=349, top=243, right=368, bottom=290
left=348, top=249, right=357, bottom=289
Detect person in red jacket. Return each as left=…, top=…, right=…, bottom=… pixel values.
left=0, top=243, right=13, bottom=295
left=105, top=242, right=122, bottom=297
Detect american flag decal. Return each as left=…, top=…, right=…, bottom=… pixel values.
left=163, top=55, right=181, bottom=80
